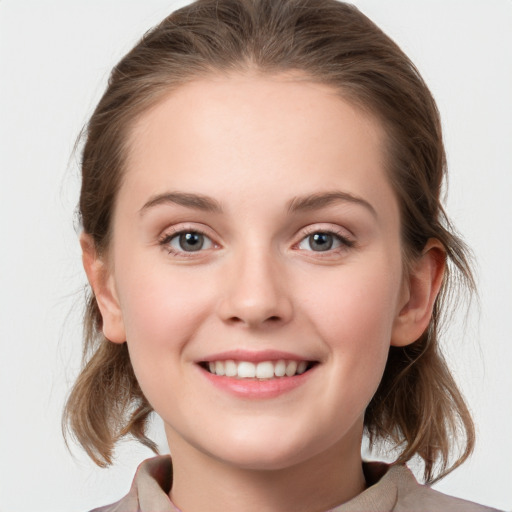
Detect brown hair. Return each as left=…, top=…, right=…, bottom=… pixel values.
left=63, top=0, right=475, bottom=483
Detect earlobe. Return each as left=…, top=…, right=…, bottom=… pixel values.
left=391, top=239, right=446, bottom=347
left=80, top=233, right=126, bottom=344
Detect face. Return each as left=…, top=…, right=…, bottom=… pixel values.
left=98, top=74, right=412, bottom=471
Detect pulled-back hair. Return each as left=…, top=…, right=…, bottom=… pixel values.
left=63, top=0, right=475, bottom=483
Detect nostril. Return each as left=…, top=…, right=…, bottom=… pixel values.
left=227, top=316, right=244, bottom=324
left=228, top=315, right=281, bottom=324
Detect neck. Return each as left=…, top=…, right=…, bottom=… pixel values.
left=166, top=428, right=366, bottom=512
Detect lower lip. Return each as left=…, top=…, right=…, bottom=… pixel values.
left=198, top=365, right=316, bottom=399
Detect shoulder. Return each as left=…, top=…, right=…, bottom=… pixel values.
left=88, top=489, right=140, bottom=512
left=334, top=463, right=502, bottom=512
left=386, top=465, right=502, bottom=512
left=87, top=455, right=175, bottom=512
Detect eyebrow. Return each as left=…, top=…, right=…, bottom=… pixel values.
left=139, top=190, right=376, bottom=217
left=140, top=191, right=223, bottom=215
left=287, top=191, right=377, bottom=217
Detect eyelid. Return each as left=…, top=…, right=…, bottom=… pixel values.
left=156, top=222, right=355, bottom=257
left=158, top=223, right=220, bottom=256
left=294, top=224, right=356, bottom=252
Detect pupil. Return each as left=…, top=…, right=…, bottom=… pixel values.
left=179, top=232, right=204, bottom=251
left=310, top=233, right=333, bottom=251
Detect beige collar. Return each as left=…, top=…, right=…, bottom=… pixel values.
left=126, top=456, right=411, bottom=512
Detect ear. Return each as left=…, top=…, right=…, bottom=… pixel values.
left=80, top=233, right=126, bottom=344
left=391, top=238, right=446, bottom=347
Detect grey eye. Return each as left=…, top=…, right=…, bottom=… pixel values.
left=298, top=232, right=343, bottom=252
left=309, top=233, right=333, bottom=251
left=169, top=232, right=213, bottom=252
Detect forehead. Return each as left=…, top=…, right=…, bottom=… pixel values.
left=122, top=73, right=397, bottom=224
left=128, top=73, right=383, bottom=161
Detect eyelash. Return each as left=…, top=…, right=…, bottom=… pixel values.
left=158, top=226, right=214, bottom=257
left=296, top=226, right=355, bottom=254
left=158, top=226, right=355, bottom=257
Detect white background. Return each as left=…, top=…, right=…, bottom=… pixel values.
left=0, top=1, right=511, bottom=511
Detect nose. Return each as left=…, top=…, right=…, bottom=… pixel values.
left=216, top=247, right=293, bottom=329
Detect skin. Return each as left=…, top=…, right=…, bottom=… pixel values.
left=82, top=73, right=444, bottom=512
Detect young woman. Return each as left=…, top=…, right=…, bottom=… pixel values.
left=63, top=0, right=502, bottom=510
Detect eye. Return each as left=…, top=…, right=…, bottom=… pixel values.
left=297, top=231, right=353, bottom=252
left=161, top=230, right=214, bottom=253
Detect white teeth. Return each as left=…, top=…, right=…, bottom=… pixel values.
left=206, top=359, right=311, bottom=379
left=285, top=360, right=297, bottom=377
left=237, top=361, right=256, bottom=378
left=256, top=361, right=274, bottom=379
left=215, top=361, right=225, bottom=376
left=224, top=359, right=237, bottom=377
left=297, top=361, right=307, bottom=375
left=274, top=360, right=286, bottom=377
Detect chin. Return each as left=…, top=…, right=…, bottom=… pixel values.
left=201, top=427, right=329, bottom=472
left=213, top=445, right=310, bottom=472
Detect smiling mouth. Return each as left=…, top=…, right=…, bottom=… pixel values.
left=200, top=360, right=318, bottom=379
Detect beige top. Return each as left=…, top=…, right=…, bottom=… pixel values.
left=90, top=455, right=501, bottom=512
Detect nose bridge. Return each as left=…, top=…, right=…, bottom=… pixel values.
left=217, top=240, right=292, bottom=327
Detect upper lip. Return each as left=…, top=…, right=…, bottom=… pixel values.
left=197, top=349, right=317, bottom=363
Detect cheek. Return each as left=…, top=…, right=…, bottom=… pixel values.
left=300, top=263, right=402, bottom=428
left=115, top=267, right=221, bottom=423
left=114, top=260, right=215, bottom=374
left=298, top=257, right=402, bottom=373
